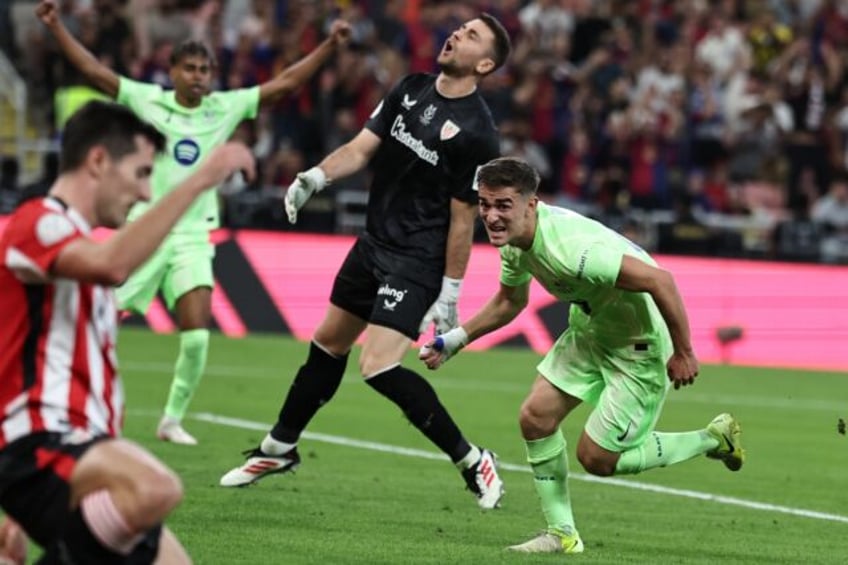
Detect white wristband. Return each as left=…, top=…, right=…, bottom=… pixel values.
left=440, top=276, right=462, bottom=302
left=434, top=326, right=468, bottom=353
left=303, top=166, right=328, bottom=192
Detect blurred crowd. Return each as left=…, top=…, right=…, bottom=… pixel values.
left=2, top=0, right=848, bottom=264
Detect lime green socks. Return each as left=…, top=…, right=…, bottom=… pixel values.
left=615, top=430, right=718, bottom=475
left=164, top=329, right=210, bottom=421
left=526, top=431, right=575, bottom=531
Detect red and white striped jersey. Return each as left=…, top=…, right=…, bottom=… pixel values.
left=0, top=197, right=124, bottom=448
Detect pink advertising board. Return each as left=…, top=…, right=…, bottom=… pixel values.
left=2, top=216, right=845, bottom=371
left=232, top=231, right=847, bottom=371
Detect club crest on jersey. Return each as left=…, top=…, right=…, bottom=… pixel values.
left=174, top=139, right=201, bottom=166
left=419, top=104, right=437, bottom=126
left=440, top=120, right=461, bottom=141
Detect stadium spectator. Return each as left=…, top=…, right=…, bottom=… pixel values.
left=420, top=157, right=744, bottom=555
left=220, top=13, right=512, bottom=511
left=36, top=0, right=351, bottom=445
left=0, top=100, right=255, bottom=564
left=4, top=0, right=848, bottom=261
left=0, top=157, right=19, bottom=214
left=771, top=192, right=823, bottom=262
left=813, top=171, right=848, bottom=263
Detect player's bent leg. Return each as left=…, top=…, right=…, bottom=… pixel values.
left=576, top=432, right=622, bottom=477
left=34, top=439, right=184, bottom=563
left=220, top=306, right=364, bottom=487
left=70, top=439, right=183, bottom=533
left=363, top=325, right=504, bottom=509
left=520, top=377, right=582, bottom=531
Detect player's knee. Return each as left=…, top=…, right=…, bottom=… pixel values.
left=358, top=354, right=395, bottom=379
left=126, top=468, right=183, bottom=530
left=312, top=331, right=353, bottom=358
left=576, top=443, right=615, bottom=477
left=518, top=401, right=558, bottom=439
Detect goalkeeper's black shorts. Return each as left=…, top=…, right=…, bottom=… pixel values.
left=330, top=237, right=440, bottom=340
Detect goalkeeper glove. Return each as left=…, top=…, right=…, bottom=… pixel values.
left=284, top=166, right=327, bottom=224
left=419, top=276, right=462, bottom=335
left=418, top=327, right=469, bottom=370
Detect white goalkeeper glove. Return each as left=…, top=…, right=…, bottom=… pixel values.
left=284, top=166, right=328, bottom=224
left=418, top=327, right=469, bottom=370
left=419, top=276, right=462, bottom=335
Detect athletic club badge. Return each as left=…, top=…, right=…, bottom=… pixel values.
left=440, top=120, right=460, bottom=140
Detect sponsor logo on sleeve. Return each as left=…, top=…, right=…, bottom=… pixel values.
left=36, top=213, right=76, bottom=247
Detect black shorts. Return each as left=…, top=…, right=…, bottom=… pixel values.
left=0, top=431, right=107, bottom=548
left=330, top=238, right=441, bottom=340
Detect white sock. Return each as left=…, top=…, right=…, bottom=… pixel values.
left=456, top=445, right=482, bottom=470
left=261, top=434, right=296, bottom=456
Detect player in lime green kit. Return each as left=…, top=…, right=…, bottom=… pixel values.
left=419, top=157, right=745, bottom=554
left=37, top=0, right=351, bottom=445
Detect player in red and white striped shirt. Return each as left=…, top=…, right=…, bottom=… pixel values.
left=0, top=101, right=254, bottom=564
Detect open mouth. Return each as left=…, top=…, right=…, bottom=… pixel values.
left=441, top=39, right=454, bottom=55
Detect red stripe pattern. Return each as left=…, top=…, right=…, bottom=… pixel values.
left=0, top=199, right=124, bottom=448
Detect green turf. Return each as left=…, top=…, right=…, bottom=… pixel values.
left=30, top=329, right=848, bottom=563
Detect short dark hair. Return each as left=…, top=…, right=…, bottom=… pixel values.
left=479, top=13, right=511, bottom=74
left=476, top=157, right=540, bottom=197
left=60, top=101, right=166, bottom=173
left=170, top=39, right=216, bottom=68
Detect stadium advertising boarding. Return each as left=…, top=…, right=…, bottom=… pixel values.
left=1, top=217, right=844, bottom=371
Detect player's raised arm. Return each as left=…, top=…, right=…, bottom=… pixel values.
left=258, top=19, right=351, bottom=106
left=35, top=0, right=120, bottom=97
left=54, top=142, right=255, bottom=285
left=284, top=128, right=381, bottom=223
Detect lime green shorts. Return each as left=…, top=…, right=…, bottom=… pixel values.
left=115, top=231, right=214, bottom=314
left=537, top=329, right=672, bottom=452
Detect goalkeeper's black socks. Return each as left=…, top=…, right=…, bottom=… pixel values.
left=270, top=341, right=349, bottom=443
left=366, top=365, right=472, bottom=463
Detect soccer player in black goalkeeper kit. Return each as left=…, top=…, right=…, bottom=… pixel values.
left=220, top=13, right=511, bottom=509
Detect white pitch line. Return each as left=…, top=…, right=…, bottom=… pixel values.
left=187, top=411, right=848, bottom=525
left=122, top=361, right=847, bottom=412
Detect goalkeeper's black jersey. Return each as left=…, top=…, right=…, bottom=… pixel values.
left=363, top=73, right=499, bottom=275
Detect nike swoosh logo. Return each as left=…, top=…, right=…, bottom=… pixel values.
left=616, top=421, right=632, bottom=442
left=722, top=433, right=735, bottom=453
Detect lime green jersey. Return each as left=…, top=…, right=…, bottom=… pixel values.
left=117, top=78, right=260, bottom=232
left=499, top=202, right=668, bottom=343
